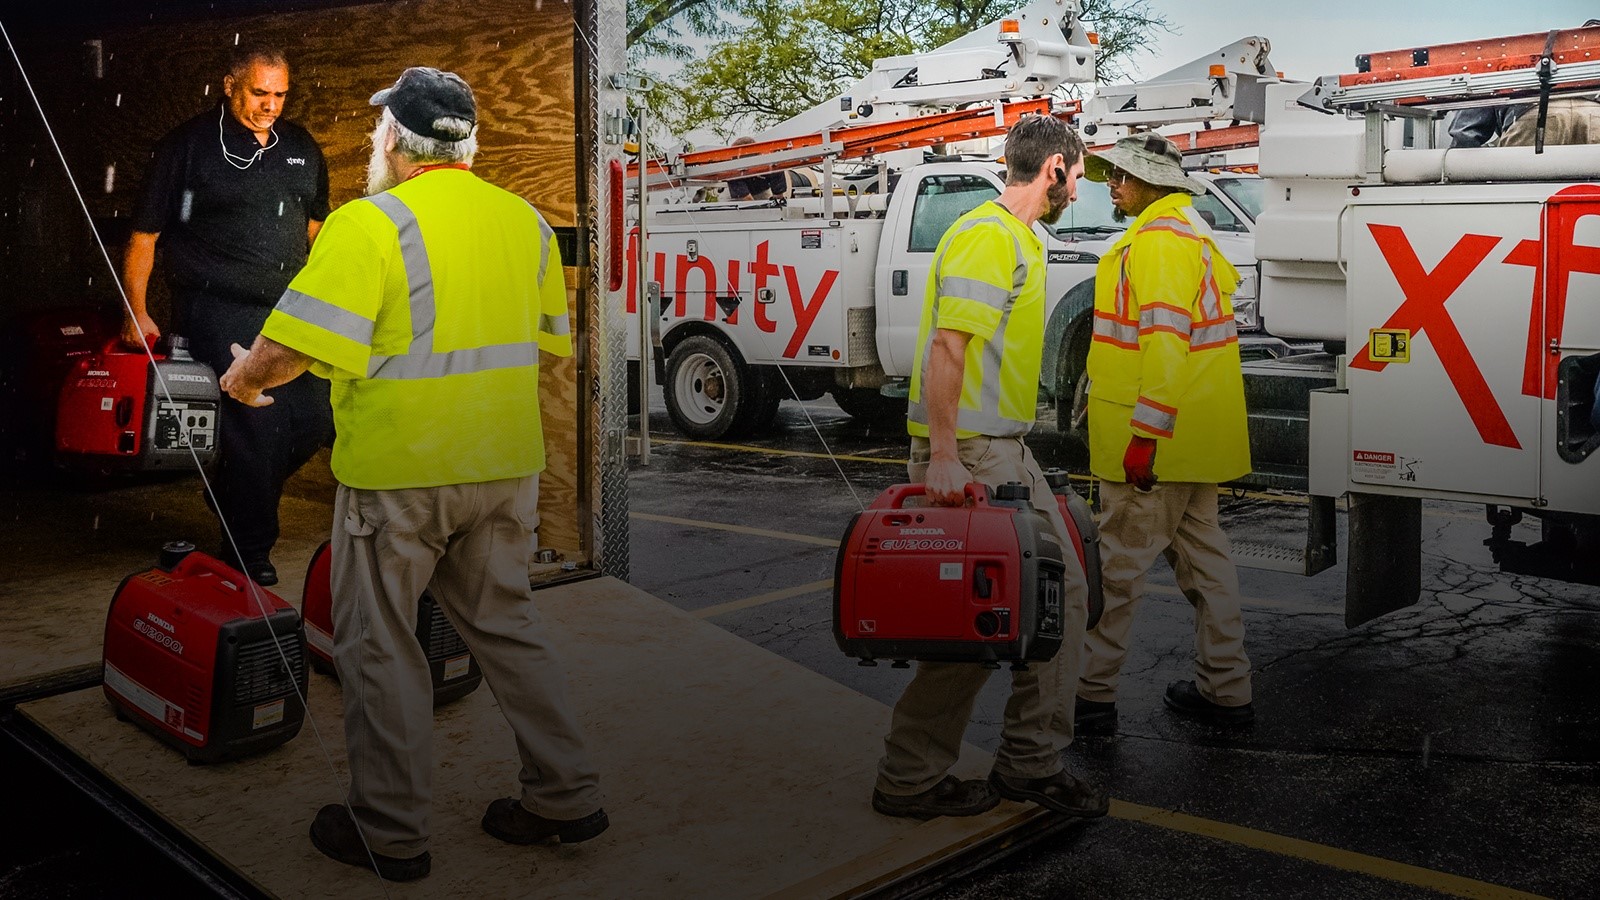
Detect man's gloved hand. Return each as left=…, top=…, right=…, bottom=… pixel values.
left=1123, top=436, right=1159, bottom=490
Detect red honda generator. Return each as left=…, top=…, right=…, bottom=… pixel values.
left=835, top=481, right=1094, bottom=666
left=103, top=542, right=307, bottom=763
left=301, top=541, right=483, bottom=705
left=56, top=335, right=219, bottom=470
left=0, top=305, right=118, bottom=465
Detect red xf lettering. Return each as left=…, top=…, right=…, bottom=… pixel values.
left=1350, top=224, right=1520, bottom=449
left=749, top=241, right=781, bottom=334
left=1503, top=187, right=1600, bottom=399
left=781, top=265, right=838, bottom=358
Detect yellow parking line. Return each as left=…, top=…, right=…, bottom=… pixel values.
left=693, top=579, right=834, bottom=619
left=1111, top=800, right=1548, bottom=900
left=651, top=437, right=909, bottom=466
left=630, top=512, right=838, bottom=547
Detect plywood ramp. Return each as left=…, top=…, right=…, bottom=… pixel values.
left=0, top=472, right=331, bottom=702
left=18, top=576, right=1052, bottom=898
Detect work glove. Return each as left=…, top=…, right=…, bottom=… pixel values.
left=1123, top=436, right=1159, bottom=490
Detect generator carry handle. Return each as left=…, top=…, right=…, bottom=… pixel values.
left=869, top=481, right=991, bottom=510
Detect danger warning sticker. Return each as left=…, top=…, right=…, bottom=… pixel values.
left=253, top=699, right=285, bottom=730
left=443, top=654, right=472, bottom=682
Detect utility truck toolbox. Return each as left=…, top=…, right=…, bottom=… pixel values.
left=103, top=542, right=307, bottom=763
left=834, top=482, right=1069, bottom=665
left=56, top=335, right=219, bottom=469
left=300, top=541, right=483, bottom=706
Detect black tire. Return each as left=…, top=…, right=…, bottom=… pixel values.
left=1054, top=313, right=1092, bottom=463
left=831, top=387, right=907, bottom=426
left=663, top=335, right=760, bottom=440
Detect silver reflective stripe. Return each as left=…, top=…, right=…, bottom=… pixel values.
left=275, top=289, right=375, bottom=345
left=1192, top=319, right=1237, bottom=347
left=939, top=275, right=1010, bottom=310
left=1133, top=399, right=1177, bottom=436
left=1139, top=305, right=1192, bottom=337
left=530, top=203, right=554, bottom=284
left=905, top=403, right=1032, bottom=438
left=367, top=341, right=538, bottom=380
left=1093, top=314, right=1139, bottom=345
left=974, top=235, right=1029, bottom=424
left=365, top=193, right=435, bottom=354
left=541, top=313, right=571, bottom=336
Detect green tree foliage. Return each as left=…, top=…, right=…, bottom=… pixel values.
left=639, top=0, right=1173, bottom=139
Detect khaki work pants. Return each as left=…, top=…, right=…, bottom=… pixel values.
left=331, top=475, right=601, bottom=858
left=876, top=436, right=1090, bottom=795
left=1079, top=480, right=1252, bottom=707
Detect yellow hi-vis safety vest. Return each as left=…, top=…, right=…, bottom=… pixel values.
left=260, top=168, right=572, bottom=490
left=908, top=200, right=1046, bottom=439
left=1085, top=192, right=1251, bottom=484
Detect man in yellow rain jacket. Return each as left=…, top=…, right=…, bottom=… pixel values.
left=1073, top=133, right=1255, bottom=733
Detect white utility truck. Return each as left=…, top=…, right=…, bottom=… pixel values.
left=1253, top=24, right=1600, bottom=621
left=625, top=1, right=1280, bottom=441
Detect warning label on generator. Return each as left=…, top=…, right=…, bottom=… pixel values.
left=444, top=654, right=472, bottom=681
left=253, top=699, right=286, bottom=730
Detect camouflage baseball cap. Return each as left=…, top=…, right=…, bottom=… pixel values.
left=1084, top=132, right=1206, bottom=195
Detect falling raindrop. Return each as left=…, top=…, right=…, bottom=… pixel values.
left=233, top=33, right=240, bottom=46
left=277, top=201, right=284, bottom=217
left=104, top=164, right=116, bottom=193
left=180, top=190, right=194, bottom=223
left=115, top=93, right=122, bottom=107
left=93, top=515, right=100, bottom=530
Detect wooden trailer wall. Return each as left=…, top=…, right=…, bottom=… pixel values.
left=0, top=0, right=592, bottom=563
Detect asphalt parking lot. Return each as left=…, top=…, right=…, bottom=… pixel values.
left=628, top=396, right=1600, bottom=900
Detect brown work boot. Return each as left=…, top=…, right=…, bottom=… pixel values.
left=1164, top=679, right=1254, bottom=726
left=308, top=804, right=430, bottom=881
left=989, top=769, right=1110, bottom=818
left=481, top=799, right=610, bottom=845
left=872, top=775, right=1000, bottom=819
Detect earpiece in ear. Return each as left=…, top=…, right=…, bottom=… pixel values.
left=1054, top=166, right=1067, bottom=184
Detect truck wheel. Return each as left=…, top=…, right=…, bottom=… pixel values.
left=831, top=387, right=906, bottom=426
left=664, top=335, right=757, bottom=440
left=1055, top=314, right=1092, bottom=462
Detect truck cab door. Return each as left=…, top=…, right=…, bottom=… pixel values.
left=877, top=172, right=999, bottom=377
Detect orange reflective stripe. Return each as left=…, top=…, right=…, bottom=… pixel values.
left=1132, top=395, right=1178, bottom=438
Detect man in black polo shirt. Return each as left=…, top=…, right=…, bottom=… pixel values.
left=122, top=42, right=331, bottom=586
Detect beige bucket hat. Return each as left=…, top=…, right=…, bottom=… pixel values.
left=1084, top=132, right=1207, bottom=195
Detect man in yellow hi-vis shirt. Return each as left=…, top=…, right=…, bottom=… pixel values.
left=1074, top=133, right=1254, bottom=735
left=873, top=115, right=1108, bottom=822
left=221, top=67, right=604, bottom=881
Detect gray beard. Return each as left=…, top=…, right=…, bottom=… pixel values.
left=366, top=141, right=400, bottom=196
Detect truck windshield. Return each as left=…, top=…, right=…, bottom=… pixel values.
left=1047, top=178, right=1124, bottom=238
left=1212, top=176, right=1264, bottom=222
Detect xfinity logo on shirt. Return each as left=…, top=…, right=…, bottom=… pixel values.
left=286, top=157, right=307, bottom=165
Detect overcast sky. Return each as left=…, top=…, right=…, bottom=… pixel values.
left=1121, top=1, right=1598, bottom=82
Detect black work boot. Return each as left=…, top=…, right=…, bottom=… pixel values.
left=309, top=804, right=430, bottom=881
left=989, top=769, right=1110, bottom=818
left=1074, top=697, right=1118, bottom=736
left=1164, top=679, right=1254, bottom=726
left=481, top=799, right=610, bottom=845
left=872, top=775, right=1000, bottom=820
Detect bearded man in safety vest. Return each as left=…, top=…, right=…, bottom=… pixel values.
left=873, top=114, right=1109, bottom=821
left=220, top=67, right=605, bottom=881
left=1073, top=133, right=1255, bottom=734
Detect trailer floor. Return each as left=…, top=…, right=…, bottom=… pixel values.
left=11, top=574, right=1081, bottom=898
